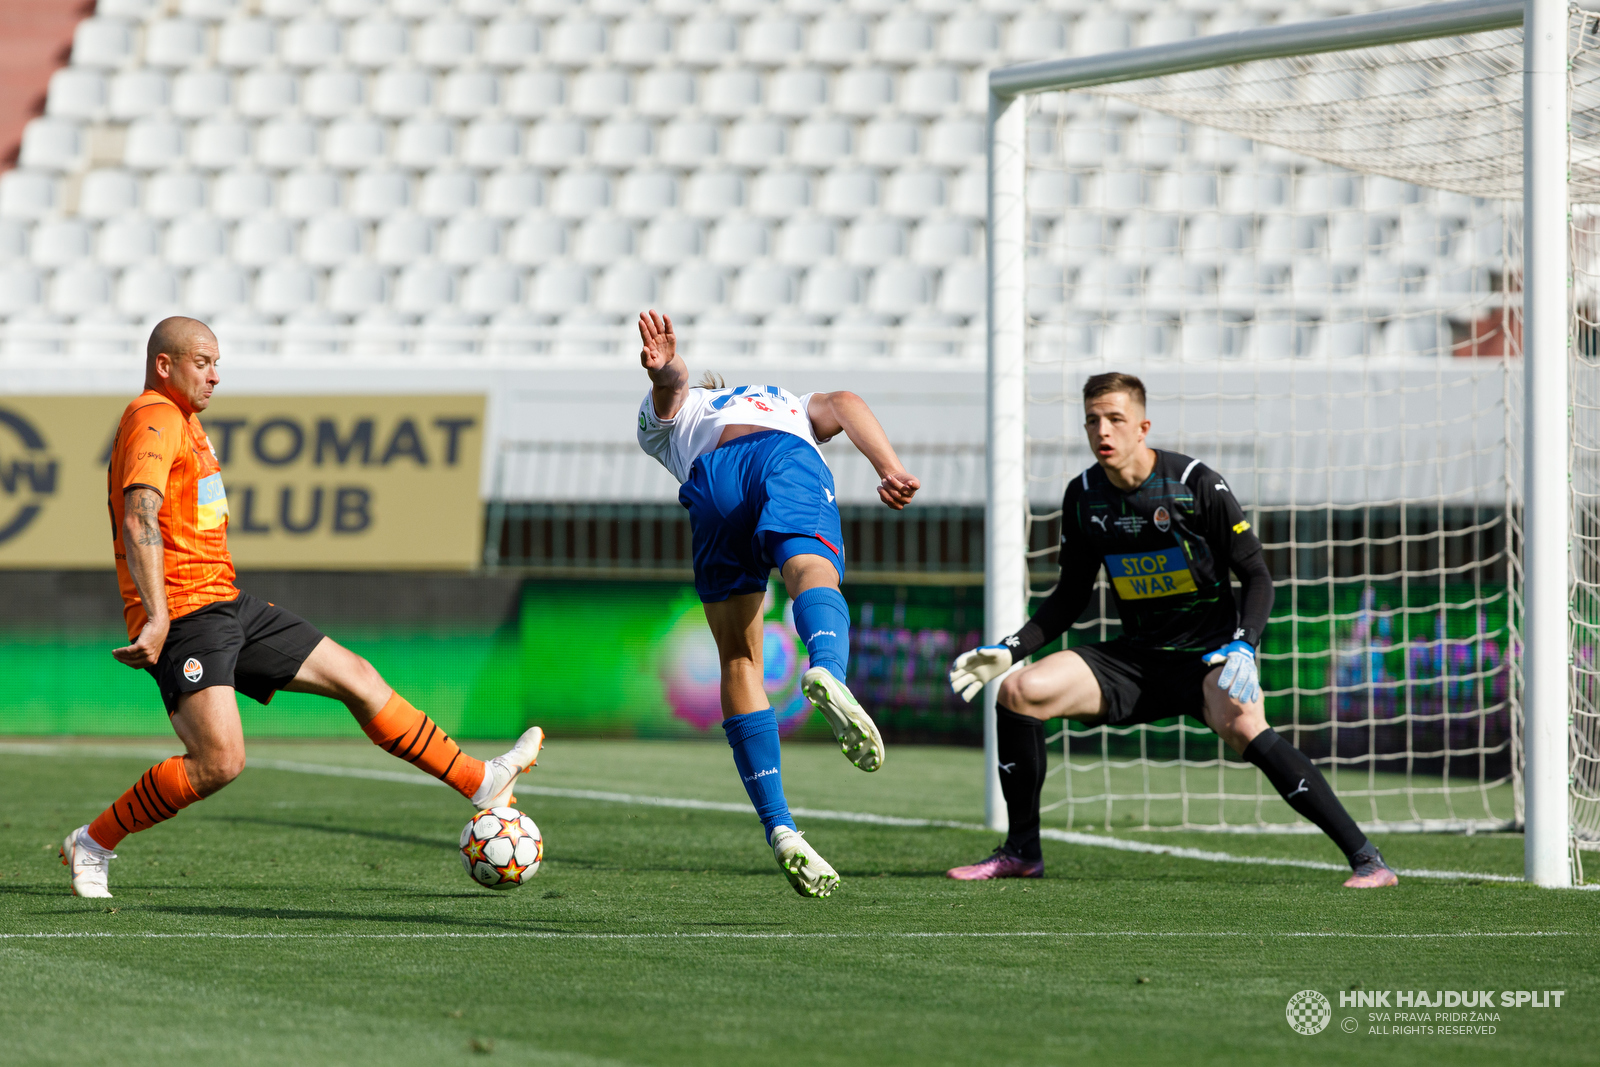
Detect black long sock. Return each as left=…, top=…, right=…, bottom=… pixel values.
left=996, top=704, right=1048, bottom=862
left=1243, top=728, right=1370, bottom=863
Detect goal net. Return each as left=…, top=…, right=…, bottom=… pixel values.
left=1003, top=4, right=1600, bottom=850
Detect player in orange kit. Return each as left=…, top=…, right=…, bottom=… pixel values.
left=60, top=317, right=545, bottom=897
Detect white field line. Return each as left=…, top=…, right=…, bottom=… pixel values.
left=5, top=743, right=1593, bottom=890
left=0, top=931, right=1584, bottom=942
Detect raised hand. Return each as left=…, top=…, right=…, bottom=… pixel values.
left=948, top=645, right=1014, bottom=702
left=877, top=469, right=920, bottom=510
left=638, top=309, right=676, bottom=374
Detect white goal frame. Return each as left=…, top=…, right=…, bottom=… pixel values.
left=984, top=0, right=1571, bottom=887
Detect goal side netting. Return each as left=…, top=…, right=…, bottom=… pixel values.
left=1006, top=7, right=1600, bottom=848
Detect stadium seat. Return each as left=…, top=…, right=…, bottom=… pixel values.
left=166, top=214, right=227, bottom=266
left=725, top=119, right=786, bottom=167
left=744, top=17, right=803, bottom=66
left=770, top=69, right=828, bottom=117
left=320, top=117, right=383, bottom=171
left=640, top=215, right=704, bottom=265
left=372, top=66, right=432, bottom=116
left=708, top=217, right=771, bottom=266
left=304, top=69, right=364, bottom=118
left=733, top=261, right=798, bottom=314
left=374, top=212, right=434, bottom=263
left=146, top=18, right=206, bottom=68
left=876, top=14, right=934, bottom=64
left=50, top=261, right=115, bottom=316
left=283, top=16, right=342, bottom=70
left=902, top=67, right=962, bottom=117
left=659, top=119, right=718, bottom=168
left=506, top=213, right=569, bottom=264
left=1116, top=214, right=1181, bottom=261
left=256, top=261, right=319, bottom=315
left=596, top=260, right=660, bottom=313
left=924, top=118, right=982, bottom=166
left=347, top=167, right=409, bottom=219
left=183, top=260, right=250, bottom=315
left=237, top=69, right=297, bottom=117
left=0, top=218, right=25, bottom=259
left=19, top=120, right=83, bottom=172
left=884, top=168, right=945, bottom=217
left=109, top=72, right=169, bottom=120
left=684, top=168, right=746, bottom=217
left=910, top=218, right=974, bottom=266
left=0, top=263, right=44, bottom=316
left=775, top=216, right=838, bottom=265
left=844, top=217, right=905, bottom=266
left=460, top=118, right=520, bottom=168
left=172, top=70, right=230, bottom=118
left=416, top=15, right=477, bottom=69
left=118, top=262, right=182, bottom=316
left=281, top=167, right=340, bottom=218
left=810, top=17, right=869, bottom=66
left=835, top=68, right=893, bottom=117
left=817, top=168, right=878, bottom=218
left=616, top=169, right=678, bottom=218
left=483, top=168, right=543, bottom=218
left=703, top=69, right=762, bottom=117
left=869, top=260, right=935, bottom=317
left=441, top=70, right=499, bottom=117
left=1005, top=16, right=1067, bottom=61
left=1141, top=14, right=1199, bottom=45
left=936, top=257, right=985, bottom=317
left=503, top=69, right=564, bottom=116
left=635, top=69, right=695, bottom=118
left=233, top=213, right=294, bottom=267
left=218, top=18, right=274, bottom=69
left=327, top=259, right=388, bottom=314
left=32, top=218, right=94, bottom=266
left=941, top=15, right=1000, bottom=64
left=99, top=215, right=161, bottom=267
left=80, top=169, right=141, bottom=220
left=72, top=19, right=136, bottom=70
left=47, top=69, right=106, bottom=119
left=859, top=119, right=919, bottom=166
left=664, top=260, right=727, bottom=314
left=124, top=118, right=184, bottom=170
left=793, top=119, right=853, bottom=167
left=547, top=17, right=607, bottom=68
left=593, top=119, right=654, bottom=167
left=949, top=162, right=985, bottom=218
left=530, top=261, right=591, bottom=313
left=146, top=170, right=206, bottom=218
left=299, top=212, right=362, bottom=266
left=396, top=118, right=456, bottom=169
left=801, top=261, right=866, bottom=315
left=460, top=261, right=523, bottom=314
left=549, top=168, right=611, bottom=217
left=529, top=118, right=589, bottom=167
left=749, top=168, right=809, bottom=218
left=256, top=117, right=318, bottom=171
left=482, top=16, right=541, bottom=68
left=394, top=260, right=456, bottom=314
left=573, top=215, right=635, bottom=265
left=348, top=16, right=407, bottom=68
left=679, top=16, right=737, bottom=67
left=1051, top=212, right=1115, bottom=265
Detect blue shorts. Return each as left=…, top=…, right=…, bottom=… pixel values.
left=679, top=430, right=846, bottom=603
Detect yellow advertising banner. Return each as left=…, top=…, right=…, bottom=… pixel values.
left=0, top=394, right=485, bottom=569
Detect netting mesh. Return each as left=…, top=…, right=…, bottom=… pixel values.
left=1011, top=14, right=1600, bottom=836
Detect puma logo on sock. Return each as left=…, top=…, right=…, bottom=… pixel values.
left=1287, top=778, right=1309, bottom=800
left=999, top=762, right=1016, bottom=774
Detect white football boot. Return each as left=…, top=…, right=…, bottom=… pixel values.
left=60, top=826, right=115, bottom=899
left=471, top=726, right=545, bottom=811
left=801, top=667, right=885, bottom=772
left=770, top=827, right=840, bottom=898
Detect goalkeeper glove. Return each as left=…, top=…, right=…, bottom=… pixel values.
left=949, top=645, right=1014, bottom=703
left=1203, top=639, right=1260, bottom=704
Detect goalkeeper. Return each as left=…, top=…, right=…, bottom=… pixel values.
left=947, top=372, right=1397, bottom=889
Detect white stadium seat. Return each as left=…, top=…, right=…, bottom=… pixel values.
left=416, top=16, right=477, bottom=69
left=237, top=70, right=297, bottom=117
left=301, top=212, right=363, bottom=266
left=1075, top=16, right=1132, bottom=55
left=941, top=16, right=1000, bottom=64
left=844, top=217, right=905, bottom=266
left=19, top=120, right=83, bottom=172
left=749, top=168, right=809, bottom=218
left=708, top=217, right=770, bottom=266
left=884, top=168, right=945, bottom=217
left=835, top=68, right=892, bottom=117
left=304, top=69, right=364, bottom=118
left=810, top=17, right=869, bottom=66
left=869, top=261, right=934, bottom=316
left=775, top=216, right=838, bottom=265
left=257, top=118, right=318, bottom=171
left=372, top=67, right=433, bottom=117
left=615, top=16, right=671, bottom=67
left=530, top=261, right=591, bottom=313
left=72, top=19, right=135, bottom=70
left=703, top=69, right=762, bottom=117
left=744, top=18, right=802, bottom=66
left=937, top=258, right=985, bottom=317
left=875, top=15, right=934, bottom=65
left=283, top=17, right=342, bottom=69
left=573, top=215, right=634, bottom=265
left=323, top=117, right=386, bottom=171
left=185, top=261, right=251, bottom=315
left=529, top=118, right=588, bottom=167
left=166, top=214, right=228, bottom=266
left=441, top=71, right=499, bottom=117
left=679, top=17, right=738, bottom=67
left=683, top=168, right=746, bottom=217
left=817, top=168, right=878, bottom=218
left=80, top=169, right=141, bottom=220
left=374, top=212, right=434, bottom=263
left=596, top=260, right=659, bottom=313
left=328, top=260, right=389, bottom=314
left=146, top=170, right=206, bottom=218
left=1005, top=16, right=1066, bottom=62
left=769, top=69, right=827, bottom=117
left=109, top=72, right=169, bottom=120
left=593, top=119, right=654, bottom=167
left=0, top=218, right=26, bottom=258
left=418, top=169, right=479, bottom=217
left=460, top=262, right=523, bottom=313
left=32, top=219, right=94, bottom=266
left=172, top=70, right=230, bottom=118
left=349, top=168, right=410, bottom=218
left=256, top=262, right=320, bottom=315
left=636, top=70, right=696, bottom=118
left=911, top=218, right=974, bottom=266
left=212, top=168, right=274, bottom=218
left=125, top=118, right=184, bottom=171
left=548, top=17, right=607, bottom=68
left=218, top=18, right=275, bottom=69
left=733, top=262, right=797, bottom=314
left=725, top=119, right=786, bottom=167
left=348, top=17, right=407, bottom=68
left=234, top=214, right=295, bottom=266
left=504, top=70, right=565, bottom=116
left=572, top=69, right=630, bottom=117
left=395, top=118, right=456, bottom=169
left=901, top=68, right=961, bottom=116
left=640, top=215, right=703, bottom=265
left=462, top=118, right=522, bottom=168
left=190, top=118, right=251, bottom=171
left=99, top=215, right=161, bottom=266
left=483, top=168, right=543, bottom=218
left=180, top=0, right=240, bottom=19
left=394, top=260, right=456, bottom=314
left=482, top=17, right=541, bottom=68
left=802, top=261, right=866, bottom=315
left=664, top=260, right=726, bottom=314
left=506, top=214, right=568, bottom=264
left=0, top=263, right=44, bottom=315
left=439, top=213, right=502, bottom=264
left=549, top=168, right=611, bottom=217
left=281, top=170, right=341, bottom=218
left=118, top=262, right=182, bottom=316
left=859, top=120, right=919, bottom=166
left=146, top=19, right=206, bottom=69
left=659, top=119, right=718, bottom=167
left=793, top=119, right=852, bottom=168
left=47, top=69, right=105, bottom=119
left=51, top=261, right=115, bottom=316
left=616, top=169, right=678, bottom=218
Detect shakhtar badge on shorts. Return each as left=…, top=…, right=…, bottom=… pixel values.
left=1153, top=505, right=1171, bottom=532
left=183, top=657, right=203, bottom=682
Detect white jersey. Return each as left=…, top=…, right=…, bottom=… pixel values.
left=637, top=384, right=827, bottom=484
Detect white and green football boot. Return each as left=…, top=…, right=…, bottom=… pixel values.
left=60, top=826, right=115, bottom=899
left=770, top=827, right=839, bottom=898
left=471, top=726, right=545, bottom=811
left=801, top=667, right=884, bottom=772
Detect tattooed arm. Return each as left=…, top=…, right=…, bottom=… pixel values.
left=112, top=486, right=170, bottom=669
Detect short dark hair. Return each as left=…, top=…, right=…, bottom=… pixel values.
left=1082, top=372, right=1147, bottom=409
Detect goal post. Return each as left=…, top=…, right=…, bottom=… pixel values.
left=985, top=0, right=1576, bottom=885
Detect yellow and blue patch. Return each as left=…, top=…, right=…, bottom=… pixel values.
left=1106, top=547, right=1196, bottom=600
left=196, top=471, right=229, bottom=531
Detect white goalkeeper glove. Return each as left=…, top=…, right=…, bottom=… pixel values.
left=949, top=645, right=1014, bottom=703
left=1203, top=639, right=1260, bottom=704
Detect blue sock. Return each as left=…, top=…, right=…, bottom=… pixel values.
left=792, top=586, right=851, bottom=682
left=722, top=709, right=796, bottom=843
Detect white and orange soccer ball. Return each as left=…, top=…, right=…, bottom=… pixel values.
left=459, top=806, right=542, bottom=890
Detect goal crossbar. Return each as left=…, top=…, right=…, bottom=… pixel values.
left=984, top=0, right=1572, bottom=886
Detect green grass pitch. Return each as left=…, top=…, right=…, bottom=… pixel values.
left=1, top=738, right=1594, bottom=1066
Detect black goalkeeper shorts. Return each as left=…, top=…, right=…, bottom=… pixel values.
left=1071, top=639, right=1220, bottom=727
left=146, top=592, right=325, bottom=714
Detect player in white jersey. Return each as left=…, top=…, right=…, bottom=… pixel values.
left=635, top=310, right=919, bottom=897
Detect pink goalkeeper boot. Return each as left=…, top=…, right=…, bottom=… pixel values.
left=947, top=847, right=1044, bottom=881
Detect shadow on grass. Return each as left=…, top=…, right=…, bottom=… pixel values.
left=119, top=902, right=609, bottom=931
left=201, top=815, right=456, bottom=852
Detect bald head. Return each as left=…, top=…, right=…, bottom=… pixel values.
left=145, top=316, right=220, bottom=413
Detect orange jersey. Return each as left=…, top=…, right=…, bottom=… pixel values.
left=109, top=390, right=238, bottom=639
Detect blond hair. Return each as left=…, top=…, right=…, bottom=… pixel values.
left=695, top=370, right=726, bottom=390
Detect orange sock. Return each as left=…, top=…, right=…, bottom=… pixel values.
left=87, top=756, right=203, bottom=850
left=362, top=692, right=485, bottom=800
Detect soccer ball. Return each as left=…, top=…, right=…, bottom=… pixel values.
left=459, top=806, right=542, bottom=890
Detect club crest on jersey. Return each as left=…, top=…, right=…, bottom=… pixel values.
left=183, top=657, right=203, bottom=682
left=1153, top=506, right=1171, bottom=532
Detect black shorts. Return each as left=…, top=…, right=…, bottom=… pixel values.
left=1072, top=639, right=1219, bottom=727
left=146, top=592, right=325, bottom=714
